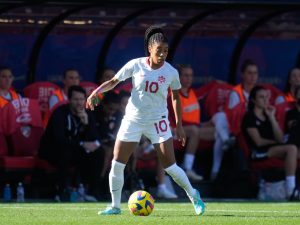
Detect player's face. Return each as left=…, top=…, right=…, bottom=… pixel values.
left=64, top=70, right=80, bottom=88
left=289, top=68, right=300, bottom=87
left=148, top=42, right=168, bottom=67
left=254, top=89, right=269, bottom=109
left=242, top=65, right=258, bottom=86
left=180, top=67, right=194, bottom=89
left=0, top=69, right=13, bottom=90
left=69, top=91, right=86, bottom=112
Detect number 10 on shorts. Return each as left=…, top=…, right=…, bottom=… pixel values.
left=154, top=120, right=168, bottom=134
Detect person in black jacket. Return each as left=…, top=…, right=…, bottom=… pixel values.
left=39, top=85, right=103, bottom=201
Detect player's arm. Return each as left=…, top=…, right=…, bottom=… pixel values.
left=86, top=77, right=120, bottom=110
left=171, top=89, right=186, bottom=146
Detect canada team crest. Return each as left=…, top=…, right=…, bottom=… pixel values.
left=158, top=76, right=166, bottom=84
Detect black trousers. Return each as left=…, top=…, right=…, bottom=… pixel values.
left=53, top=144, right=104, bottom=196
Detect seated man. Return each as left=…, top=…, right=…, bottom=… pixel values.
left=92, top=91, right=121, bottom=180
left=39, top=85, right=103, bottom=201
left=0, top=66, right=21, bottom=108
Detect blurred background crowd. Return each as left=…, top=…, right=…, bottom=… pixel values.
left=1, top=0, right=300, bottom=202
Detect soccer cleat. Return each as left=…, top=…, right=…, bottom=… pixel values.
left=98, top=206, right=121, bottom=215
left=189, top=190, right=205, bottom=215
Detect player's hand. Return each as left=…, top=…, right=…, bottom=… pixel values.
left=82, top=141, right=99, bottom=153
left=175, top=124, right=186, bottom=147
left=265, top=105, right=276, bottom=118
left=77, top=108, right=89, bottom=125
left=86, top=90, right=100, bottom=111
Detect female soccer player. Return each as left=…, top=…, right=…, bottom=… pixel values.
left=86, top=25, right=205, bottom=216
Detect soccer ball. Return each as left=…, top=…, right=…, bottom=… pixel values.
left=128, top=190, right=155, bottom=216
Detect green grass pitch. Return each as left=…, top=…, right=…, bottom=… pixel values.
left=0, top=202, right=299, bottom=225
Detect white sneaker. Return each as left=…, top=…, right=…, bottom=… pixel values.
left=84, top=194, right=98, bottom=202
left=157, top=188, right=178, bottom=199
left=54, top=195, right=61, bottom=202
left=186, top=170, right=203, bottom=182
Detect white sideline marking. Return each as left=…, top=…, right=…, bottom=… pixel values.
left=1, top=206, right=300, bottom=214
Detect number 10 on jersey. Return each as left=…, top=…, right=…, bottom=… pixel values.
left=145, top=81, right=159, bottom=93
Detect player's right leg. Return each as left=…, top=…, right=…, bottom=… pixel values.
left=99, top=118, right=141, bottom=215
left=99, top=140, right=138, bottom=215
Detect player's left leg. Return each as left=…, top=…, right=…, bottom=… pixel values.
left=153, top=138, right=205, bottom=215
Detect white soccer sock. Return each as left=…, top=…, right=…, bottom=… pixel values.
left=109, top=159, right=126, bottom=208
left=183, top=153, right=195, bottom=171
left=165, top=163, right=196, bottom=198
left=285, top=176, right=296, bottom=197
left=211, top=135, right=224, bottom=176
left=213, top=112, right=230, bottom=142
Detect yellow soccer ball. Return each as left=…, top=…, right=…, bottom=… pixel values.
left=128, top=190, right=155, bottom=216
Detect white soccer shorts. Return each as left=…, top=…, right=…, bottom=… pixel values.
left=117, top=117, right=172, bottom=144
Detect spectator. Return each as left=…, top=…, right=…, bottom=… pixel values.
left=285, top=85, right=300, bottom=149
left=98, top=67, right=116, bottom=85
left=118, top=90, right=131, bottom=114
left=39, top=85, right=102, bottom=201
left=0, top=66, right=21, bottom=108
left=211, top=59, right=259, bottom=180
left=242, top=86, right=298, bottom=199
left=92, top=91, right=121, bottom=179
left=49, top=69, right=80, bottom=110
left=276, top=67, right=300, bottom=104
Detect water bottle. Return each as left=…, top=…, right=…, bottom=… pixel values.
left=3, top=183, right=12, bottom=202
left=77, top=183, right=85, bottom=202
left=70, top=187, right=78, bottom=202
left=258, top=179, right=266, bottom=200
left=138, top=179, right=145, bottom=190
left=16, top=182, right=25, bottom=202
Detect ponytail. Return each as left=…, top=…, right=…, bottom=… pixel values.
left=144, top=25, right=168, bottom=56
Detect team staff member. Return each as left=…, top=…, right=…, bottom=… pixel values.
left=49, top=69, right=80, bottom=110
left=0, top=66, right=20, bottom=108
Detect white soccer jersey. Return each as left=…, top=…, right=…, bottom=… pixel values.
left=114, top=57, right=181, bottom=124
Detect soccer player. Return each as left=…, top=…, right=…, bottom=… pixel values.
left=86, top=25, right=205, bottom=216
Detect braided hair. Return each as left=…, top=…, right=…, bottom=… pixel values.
left=144, top=25, right=168, bottom=56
